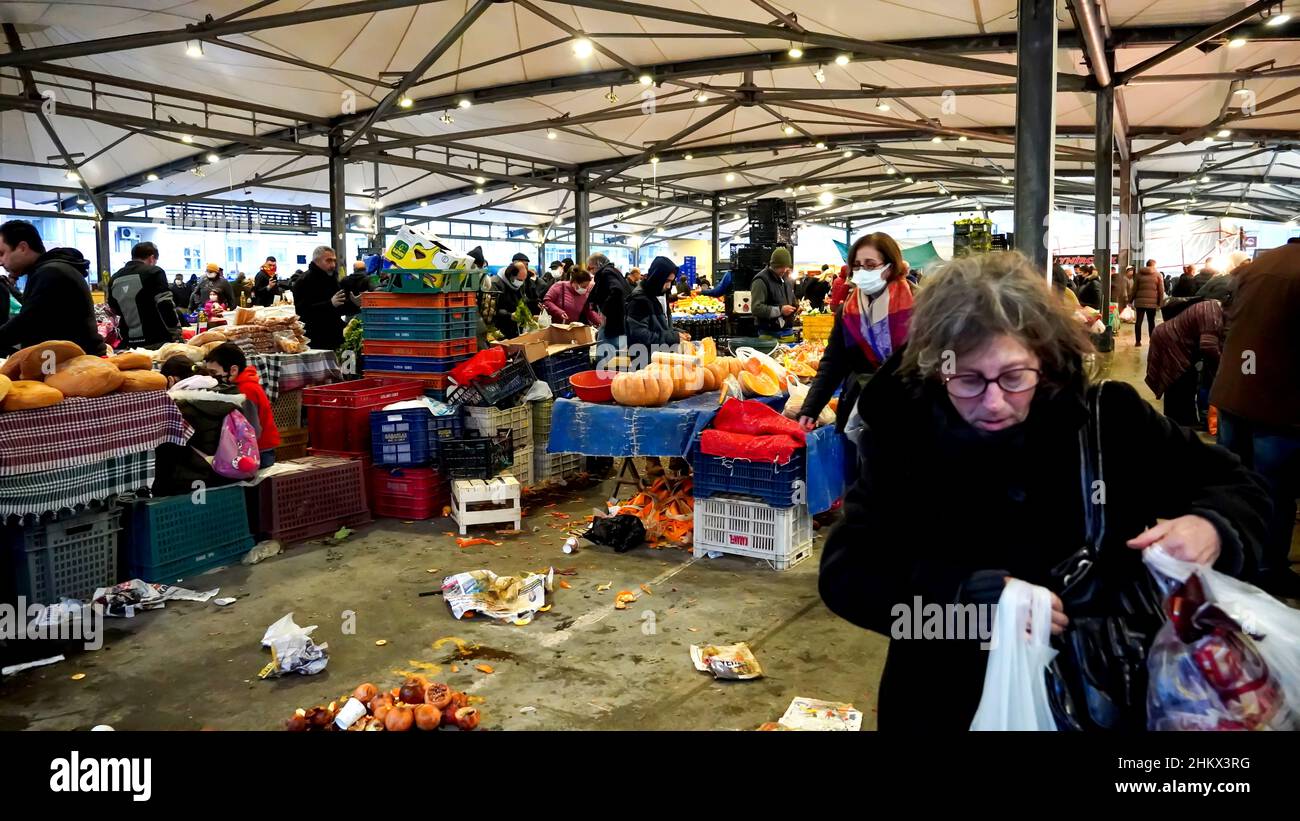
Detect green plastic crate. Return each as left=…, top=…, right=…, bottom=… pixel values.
left=123, top=487, right=253, bottom=582
left=6, top=507, right=120, bottom=604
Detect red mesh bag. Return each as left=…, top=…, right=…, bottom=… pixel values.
left=700, top=429, right=802, bottom=464
left=450, top=347, right=506, bottom=386
left=712, top=398, right=806, bottom=444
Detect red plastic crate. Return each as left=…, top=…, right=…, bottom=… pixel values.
left=302, top=377, right=424, bottom=454
left=370, top=466, right=448, bottom=520
left=363, top=338, right=477, bottom=358
left=257, top=456, right=372, bottom=543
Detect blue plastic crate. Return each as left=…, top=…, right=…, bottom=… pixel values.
left=5, top=507, right=121, bottom=604
left=370, top=407, right=434, bottom=466
left=362, top=306, right=472, bottom=325
left=533, top=345, right=593, bottom=398
left=365, top=319, right=477, bottom=341
left=123, top=488, right=253, bottom=582
left=363, top=354, right=471, bottom=374
left=690, top=447, right=806, bottom=508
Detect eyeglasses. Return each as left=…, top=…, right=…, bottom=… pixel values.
left=942, top=367, right=1041, bottom=399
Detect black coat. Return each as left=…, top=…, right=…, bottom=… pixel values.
left=589, top=263, right=632, bottom=338
left=819, top=351, right=1270, bottom=731
left=1192, top=270, right=1214, bottom=292
left=1076, top=276, right=1104, bottom=310
left=491, top=273, right=526, bottom=339
left=190, top=275, right=236, bottom=312
left=0, top=248, right=105, bottom=355
left=626, top=281, right=680, bottom=351
left=1196, top=274, right=1235, bottom=306
left=803, top=277, right=831, bottom=311
left=108, top=260, right=181, bottom=347
left=252, top=270, right=277, bottom=307
left=292, top=263, right=344, bottom=350
left=1170, top=273, right=1198, bottom=298
left=801, top=305, right=879, bottom=429
left=339, top=272, right=371, bottom=318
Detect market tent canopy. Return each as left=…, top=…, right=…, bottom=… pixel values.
left=901, top=241, right=945, bottom=271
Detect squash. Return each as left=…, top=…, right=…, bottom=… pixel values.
left=740, top=371, right=780, bottom=397
left=669, top=365, right=705, bottom=400
left=713, top=356, right=741, bottom=377
left=651, top=351, right=702, bottom=368
left=698, top=337, right=717, bottom=366
left=701, top=367, right=717, bottom=391
left=640, top=365, right=675, bottom=405
left=612, top=368, right=674, bottom=407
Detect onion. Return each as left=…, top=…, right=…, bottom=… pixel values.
left=414, top=703, right=442, bottom=731
left=385, top=705, right=414, bottom=732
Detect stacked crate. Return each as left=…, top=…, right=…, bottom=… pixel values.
left=361, top=291, right=478, bottom=401
left=368, top=406, right=462, bottom=519
left=530, top=397, right=583, bottom=484
left=272, top=388, right=308, bottom=461
left=462, top=404, right=533, bottom=486
left=953, top=217, right=993, bottom=258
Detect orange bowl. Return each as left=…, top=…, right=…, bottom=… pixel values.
left=569, top=370, right=619, bottom=403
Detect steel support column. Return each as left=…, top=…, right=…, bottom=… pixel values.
left=1118, top=140, right=1134, bottom=278
left=710, top=196, right=720, bottom=279
left=93, top=194, right=111, bottom=285
left=575, top=176, right=591, bottom=265
left=329, top=135, right=347, bottom=253
left=1094, top=82, right=1115, bottom=353
left=1012, top=0, right=1057, bottom=273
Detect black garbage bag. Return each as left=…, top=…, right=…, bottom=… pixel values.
left=583, top=514, right=646, bottom=553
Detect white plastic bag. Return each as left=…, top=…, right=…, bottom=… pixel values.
left=1119, top=305, right=1136, bottom=323
left=970, top=579, right=1059, bottom=731
left=1144, top=547, right=1300, bottom=724
left=782, top=374, right=835, bottom=426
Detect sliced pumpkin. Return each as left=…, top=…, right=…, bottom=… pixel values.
left=740, top=371, right=780, bottom=397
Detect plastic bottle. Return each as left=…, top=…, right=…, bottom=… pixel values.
left=197, top=309, right=208, bottom=333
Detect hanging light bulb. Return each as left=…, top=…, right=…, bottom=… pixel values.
left=146, top=173, right=159, bottom=182
left=875, top=99, right=889, bottom=111
left=640, top=199, right=648, bottom=206
left=1216, top=129, right=1232, bottom=138
left=683, top=153, right=693, bottom=160
left=181, top=134, right=193, bottom=144
left=695, top=90, right=709, bottom=103
left=650, top=156, right=659, bottom=165
left=458, top=98, right=472, bottom=109
left=835, top=53, right=850, bottom=66
left=784, top=187, right=794, bottom=194
left=185, top=40, right=203, bottom=58
left=813, top=66, right=825, bottom=84
left=65, top=170, right=79, bottom=181
left=958, top=135, right=968, bottom=142
left=1201, top=174, right=1211, bottom=183
left=788, top=45, right=804, bottom=58
left=547, top=128, right=557, bottom=139
left=783, top=124, right=795, bottom=135
left=725, top=172, right=736, bottom=182
left=572, top=38, right=594, bottom=58
left=475, top=176, right=485, bottom=184
left=817, top=190, right=835, bottom=205
left=419, top=200, right=428, bottom=207
left=798, top=184, right=807, bottom=191
left=205, top=152, right=219, bottom=163
left=639, top=73, right=653, bottom=86
left=885, top=165, right=897, bottom=175
left=1227, top=36, right=1247, bottom=48
left=842, top=149, right=853, bottom=158
left=475, top=187, right=484, bottom=194
left=1000, top=175, right=1010, bottom=184
left=904, top=176, right=914, bottom=184
left=815, top=141, right=826, bottom=149
left=398, top=96, right=414, bottom=108
left=931, top=135, right=943, bottom=143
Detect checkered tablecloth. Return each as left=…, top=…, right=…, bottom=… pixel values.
left=0, top=449, right=156, bottom=522
left=247, top=350, right=342, bottom=399
left=0, top=391, right=190, bottom=477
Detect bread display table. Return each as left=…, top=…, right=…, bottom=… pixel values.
left=245, top=350, right=343, bottom=399
left=0, top=391, right=191, bottom=522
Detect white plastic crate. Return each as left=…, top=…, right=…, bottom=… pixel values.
left=463, top=404, right=532, bottom=452
left=531, top=398, right=554, bottom=448
left=497, top=444, right=534, bottom=487
left=533, top=450, right=583, bottom=483
left=692, top=495, right=813, bottom=571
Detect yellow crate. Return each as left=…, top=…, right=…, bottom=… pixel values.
left=800, top=313, right=834, bottom=344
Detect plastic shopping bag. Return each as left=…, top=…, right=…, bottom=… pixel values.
left=1143, top=547, right=1300, bottom=730
left=970, top=579, right=1059, bottom=731
left=1119, top=305, right=1136, bottom=323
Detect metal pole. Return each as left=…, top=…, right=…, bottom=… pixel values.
left=1012, top=0, right=1057, bottom=274
left=93, top=194, right=112, bottom=285
left=575, top=176, right=591, bottom=265
left=328, top=134, right=347, bottom=253
left=1118, top=139, right=1133, bottom=280
left=1094, top=82, right=1115, bottom=353
left=710, top=196, right=720, bottom=280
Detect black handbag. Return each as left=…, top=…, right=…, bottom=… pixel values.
left=1046, top=382, right=1166, bottom=731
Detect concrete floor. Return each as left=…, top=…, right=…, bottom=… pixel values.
left=1, top=326, right=1293, bottom=731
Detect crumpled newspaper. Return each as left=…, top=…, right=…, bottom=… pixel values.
left=690, top=642, right=764, bottom=680
left=776, top=697, right=863, bottom=731
left=259, top=613, right=329, bottom=678
left=92, top=579, right=219, bottom=618
left=381, top=396, right=456, bottom=416
left=442, top=567, right=553, bottom=625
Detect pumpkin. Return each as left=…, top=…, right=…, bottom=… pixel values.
left=668, top=365, right=705, bottom=400
left=611, top=368, right=673, bottom=407
left=701, top=367, right=717, bottom=391
left=641, top=365, right=677, bottom=404
left=698, top=337, right=717, bottom=365
left=713, top=356, right=741, bottom=377
left=740, top=371, right=780, bottom=397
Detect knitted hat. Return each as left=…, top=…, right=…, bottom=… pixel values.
left=205, top=262, right=221, bottom=274
left=769, top=247, right=792, bottom=269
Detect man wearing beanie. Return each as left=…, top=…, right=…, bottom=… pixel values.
left=750, top=246, right=797, bottom=336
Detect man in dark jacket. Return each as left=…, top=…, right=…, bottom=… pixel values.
left=750, top=246, right=797, bottom=336
left=0, top=220, right=105, bottom=355
left=252, top=256, right=279, bottom=307
left=292, top=245, right=345, bottom=350
left=340, top=260, right=371, bottom=318
left=626, top=256, right=688, bottom=356
left=1211, top=237, right=1300, bottom=598
left=491, top=258, right=529, bottom=339
left=169, top=273, right=192, bottom=313
left=108, top=241, right=181, bottom=348
left=588, top=254, right=631, bottom=350
left=1192, top=266, right=1215, bottom=292
left=1171, top=265, right=1198, bottom=298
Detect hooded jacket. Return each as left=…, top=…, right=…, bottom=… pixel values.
left=155, top=385, right=252, bottom=496
left=819, top=348, right=1268, bottom=730
left=625, top=257, right=680, bottom=350
left=589, top=263, right=632, bottom=338
left=1130, top=267, right=1165, bottom=309
left=0, top=248, right=105, bottom=355
left=292, top=262, right=344, bottom=349
left=230, top=366, right=279, bottom=450
left=109, top=259, right=181, bottom=347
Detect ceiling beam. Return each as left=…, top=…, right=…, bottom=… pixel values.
left=1115, top=0, right=1279, bottom=84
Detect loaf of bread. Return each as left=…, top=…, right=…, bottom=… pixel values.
left=189, top=330, right=229, bottom=347
left=45, top=355, right=125, bottom=398
left=109, top=352, right=153, bottom=371
left=2, top=380, right=63, bottom=411
left=154, top=342, right=204, bottom=363
left=0, top=373, right=10, bottom=403
left=1, top=340, right=86, bottom=381
left=117, top=369, right=168, bottom=392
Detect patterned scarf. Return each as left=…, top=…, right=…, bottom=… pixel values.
left=840, top=278, right=914, bottom=368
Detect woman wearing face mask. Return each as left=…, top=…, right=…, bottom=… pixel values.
left=626, top=256, right=690, bottom=355
left=799, top=232, right=914, bottom=432
left=818, top=251, right=1268, bottom=731
left=543, top=267, right=603, bottom=326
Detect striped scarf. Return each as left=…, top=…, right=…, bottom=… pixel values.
left=841, top=278, right=914, bottom=368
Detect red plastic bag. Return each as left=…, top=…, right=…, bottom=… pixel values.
left=713, top=398, right=806, bottom=445
left=450, top=347, right=506, bottom=386
left=700, top=429, right=802, bottom=464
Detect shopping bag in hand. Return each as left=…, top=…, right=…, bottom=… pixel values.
left=970, top=579, right=1059, bottom=731
left=1144, top=547, right=1300, bottom=730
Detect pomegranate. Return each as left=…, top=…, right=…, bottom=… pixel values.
left=414, top=703, right=442, bottom=731
left=453, top=706, right=480, bottom=731
left=353, top=683, right=378, bottom=704
left=385, top=705, right=414, bottom=732
left=399, top=675, right=427, bottom=705
left=425, top=682, right=452, bottom=710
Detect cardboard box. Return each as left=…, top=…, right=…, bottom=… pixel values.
left=493, top=324, right=596, bottom=363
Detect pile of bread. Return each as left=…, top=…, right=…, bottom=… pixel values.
left=0, top=341, right=166, bottom=411
left=188, top=310, right=309, bottom=355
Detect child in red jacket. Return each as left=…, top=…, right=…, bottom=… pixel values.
left=204, top=342, right=281, bottom=466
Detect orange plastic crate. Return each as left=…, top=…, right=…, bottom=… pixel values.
left=363, top=370, right=450, bottom=391
left=361, top=291, right=476, bottom=309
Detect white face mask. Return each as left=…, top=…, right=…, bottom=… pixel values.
left=852, top=264, right=889, bottom=296
left=575, top=286, right=587, bottom=294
